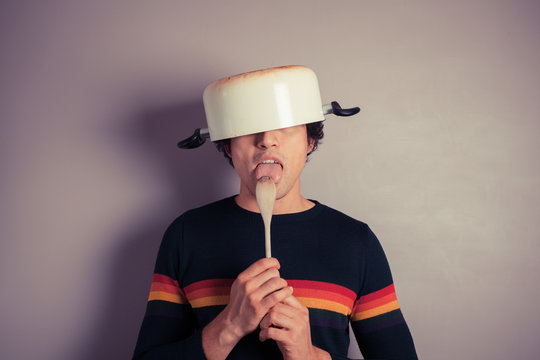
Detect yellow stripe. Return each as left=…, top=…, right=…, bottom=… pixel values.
left=352, top=300, right=400, bottom=321
left=148, top=291, right=186, bottom=304
left=297, top=297, right=352, bottom=316
left=190, top=295, right=230, bottom=308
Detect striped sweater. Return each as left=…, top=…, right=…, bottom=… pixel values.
left=133, top=197, right=417, bottom=359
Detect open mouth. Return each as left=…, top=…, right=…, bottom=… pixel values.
left=255, top=160, right=283, bottom=183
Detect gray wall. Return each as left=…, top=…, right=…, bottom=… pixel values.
left=1, top=1, right=539, bottom=359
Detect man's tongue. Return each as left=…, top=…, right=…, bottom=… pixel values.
left=256, top=163, right=282, bottom=183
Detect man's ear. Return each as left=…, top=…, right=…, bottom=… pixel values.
left=307, top=138, right=315, bottom=154
left=224, top=143, right=232, bottom=158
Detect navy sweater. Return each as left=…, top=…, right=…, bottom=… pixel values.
left=133, top=197, right=417, bottom=359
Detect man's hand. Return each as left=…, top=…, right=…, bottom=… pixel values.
left=225, top=257, right=293, bottom=337
left=202, top=258, right=293, bottom=360
left=259, top=295, right=331, bottom=360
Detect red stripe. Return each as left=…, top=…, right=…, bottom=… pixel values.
left=292, top=288, right=355, bottom=308
left=287, top=280, right=356, bottom=301
left=151, top=282, right=181, bottom=294
left=186, top=286, right=232, bottom=300
left=182, top=278, right=357, bottom=308
left=356, top=284, right=395, bottom=304
left=183, top=279, right=235, bottom=293
left=153, top=273, right=180, bottom=288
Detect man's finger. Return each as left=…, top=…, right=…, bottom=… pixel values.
left=264, top=301, right=297, bottom=319
left=260, top=286, right=293, bottom=309
left=238, top=257, right=280, bottom=279
left=243, top=266, right=282, bottom=293
left=260, top=309, right=293, bottom=330
left=281, top=293, right=305, bottom=309
left=253, top=275, right=288, bottom=298
left=259, top=325, right=288, bottom=343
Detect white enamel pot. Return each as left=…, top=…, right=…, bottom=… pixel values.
left=178, top=65, right=360, bottom=149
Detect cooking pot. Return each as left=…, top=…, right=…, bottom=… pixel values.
left=178, top=65, right=360, bottom=149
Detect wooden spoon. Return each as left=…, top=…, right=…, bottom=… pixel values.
left=256, top=177, right=276, bottom=258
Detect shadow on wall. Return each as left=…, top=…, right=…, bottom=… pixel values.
left=80, top=100, right=234, bottom=359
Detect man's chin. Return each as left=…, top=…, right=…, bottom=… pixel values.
left=274, top=186, right=290, bottom=202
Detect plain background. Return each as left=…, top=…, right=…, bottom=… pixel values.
left=1, top=1, right=539, bottom=359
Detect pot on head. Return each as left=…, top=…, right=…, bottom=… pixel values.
left=178, top=65, right=360, bottom=149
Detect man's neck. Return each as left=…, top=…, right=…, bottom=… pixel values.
left=235, top=186, right=314, bottom=215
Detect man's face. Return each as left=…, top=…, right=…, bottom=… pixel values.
left=228, top=125, right=314, bottom=201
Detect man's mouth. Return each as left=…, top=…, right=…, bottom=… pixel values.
left=255, top=159, right=283, bottom=183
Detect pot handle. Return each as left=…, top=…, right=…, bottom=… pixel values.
left=177, top=128, right=210, bottom=149
left=323, top=101, right=360, bottom=116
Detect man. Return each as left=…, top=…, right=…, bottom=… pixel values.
left=133, top=66, right=417, bottom=359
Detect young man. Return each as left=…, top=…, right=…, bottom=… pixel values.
left=133, top=66, right=417, bottom=359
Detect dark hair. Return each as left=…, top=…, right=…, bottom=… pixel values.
left=215, top=121, right=324, bottom=167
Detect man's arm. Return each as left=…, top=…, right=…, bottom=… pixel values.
left=133, top=216, right=206, bottom=359
left=350, top=226, right=417, bottom=359
left=351, top=306, right=417, bottom=360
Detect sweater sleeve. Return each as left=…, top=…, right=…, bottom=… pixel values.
left=349, top=226, right=418, bottom=360
left=133, top=216, right=207, bottom=359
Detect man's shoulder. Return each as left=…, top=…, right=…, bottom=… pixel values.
left=179, top=196, right=238, bottom=225
left=316, top=201, right=369, bottom=229
left=308, top=201, right=382, bottom=253
left=164, top=196, right=235, bottom=228
left=183, top=196, right=234, bottom=216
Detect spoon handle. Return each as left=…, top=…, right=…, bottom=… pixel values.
left=256, top=177, right=276, bottom=258
left=264, top=218, right=272, bottom=258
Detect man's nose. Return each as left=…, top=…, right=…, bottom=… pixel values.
left=256, top=130, right=279, bottom=149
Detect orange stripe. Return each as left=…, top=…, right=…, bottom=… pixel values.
left=292, top=288, right=355, bottom=308
left=352, top=300, right=400, bottom=321
left=187, top=294, right=352, bottom=315
left=297, top=297, right=352, bottom=316
left=186, top=294, right=352, bottom=315
left=186, top=286, right=231, bottom=300
left=355, top=292, right=397, bottom=312
left=148, top=291, right=187, bottom=304
left=189, top=295, right=230, bottom=308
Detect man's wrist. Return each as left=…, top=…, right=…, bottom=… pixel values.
left=311, top=345, right=331, bottom=360
left=215, top=311, right=243, bottom=347
left=202, top=311, right=242, bottom=360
